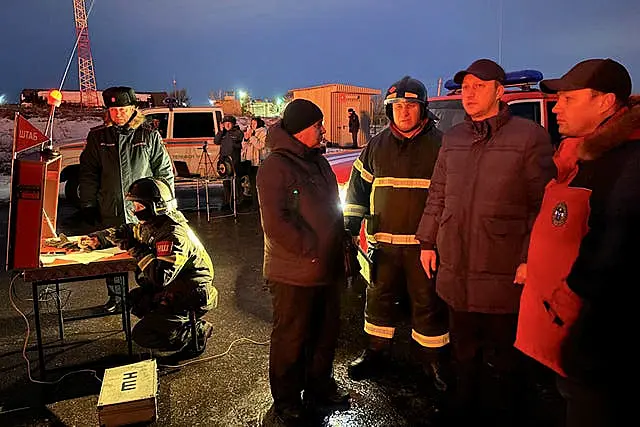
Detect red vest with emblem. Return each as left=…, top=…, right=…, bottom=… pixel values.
left=515, top=138, right=589, bottom=376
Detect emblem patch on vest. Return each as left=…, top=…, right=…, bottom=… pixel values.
left=156, top=241, right=173, bottom=256
left=551, top=202, right=568, bottom=226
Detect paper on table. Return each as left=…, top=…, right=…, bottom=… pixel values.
left=40, top=247, right=127, bottom=265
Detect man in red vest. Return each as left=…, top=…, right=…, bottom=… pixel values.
left=515, top=58, right=639, bottom=427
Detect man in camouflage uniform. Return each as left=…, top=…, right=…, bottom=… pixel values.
left=79, top=178, right=217, bottom=356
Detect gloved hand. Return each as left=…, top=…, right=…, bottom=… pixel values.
left=107, top=226, right=136, bottom=250
left=133, top=223, right=154, bottom=245
left=128, top=243, right=153, bottom=260
left=82, top=206, right=100, bottom=226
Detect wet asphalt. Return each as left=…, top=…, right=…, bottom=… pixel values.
left=0, top=184, right=565, bottom=427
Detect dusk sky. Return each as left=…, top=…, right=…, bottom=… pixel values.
left=2, top=0, right=638, bottom=105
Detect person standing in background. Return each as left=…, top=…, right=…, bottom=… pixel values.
left=242, top=116, right=268, bottom=210
left=348, top=108, right=360, bottom=148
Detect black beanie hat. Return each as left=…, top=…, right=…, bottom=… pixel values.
left=282, top=99, right=323, bottom=135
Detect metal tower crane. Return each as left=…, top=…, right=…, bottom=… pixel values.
left=72, top=0, right=100, bottom=107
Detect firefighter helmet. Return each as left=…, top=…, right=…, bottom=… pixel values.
left=383, top=76, right=428, bottom=120
left=125, top=177, right=176, bottom=216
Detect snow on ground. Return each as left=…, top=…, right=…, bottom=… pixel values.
left=0, top=115, right=103, bottom=175
left=0, top=112, right=308, bottom=202
left=0, top=114, right=103, bottom=201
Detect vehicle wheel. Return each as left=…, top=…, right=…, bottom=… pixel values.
left=65, top=178, right=80, bottom=207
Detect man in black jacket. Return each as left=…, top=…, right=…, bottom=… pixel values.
left=539, top=58, right=639, bottom=427
left=257, top=99, right=350, bottom=425
left=416, top=60, right=554, bottom=425
left=214, top=115, right=244, bottom=211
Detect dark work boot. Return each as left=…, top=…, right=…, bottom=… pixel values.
left=304, top=381, right=350, bottom=408
left=171, top=320, right=213, bottom=361
left=348, top=337, right=391, bottom=380
left=425, top=359, right=453, bottom=392
left=412, top=342, right=453, bottom=393
left=103, top=295, right=122, bottom=313
left=274, top=401, right=306, bottom=426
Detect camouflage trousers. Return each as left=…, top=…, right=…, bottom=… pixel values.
left=129, top=287, right=207, bottom=351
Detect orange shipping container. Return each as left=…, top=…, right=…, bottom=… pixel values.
left=288, top=84, right=381, bottom=148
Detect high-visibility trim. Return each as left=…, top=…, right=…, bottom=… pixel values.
left=372, top=177, right=431, bottom=189
left=365, top=169, right=429, bottom=244
left=364, top=321, right=395, bottom=339
left=353, top=159, right=374, bottom=183
left=174, top=253, right=187, bottom=267
left=138, top=254, right=154, bottom=271
left=344, top=203, right=368, bottom=218
left=133, top=224, right=142, bottom=241
left=404, top=92, right=419, bottom=99
left=157, top=255, right=177, bottom=264
left=385, top=92, right=397, bottom=100
left=357, top=249, right=372, bottom=284
left=411, top=330, right=450, bottom=348
left=367, top=232, right=420, bottom=245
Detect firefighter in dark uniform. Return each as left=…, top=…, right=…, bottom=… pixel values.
left=79, top=178, right=217, bottom=356
left=344, top=76, right=450, bottom=391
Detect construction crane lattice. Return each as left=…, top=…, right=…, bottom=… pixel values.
left=72, top=0, right=100, bottom=107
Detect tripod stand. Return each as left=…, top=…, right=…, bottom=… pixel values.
left=193, top=143, right=238, bottom=222
left=197, top=142, right=217, bottom=179
left=195, top=143, right=218, bottom=221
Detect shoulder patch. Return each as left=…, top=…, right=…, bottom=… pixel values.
left=155, top=241, right=173, bottom=256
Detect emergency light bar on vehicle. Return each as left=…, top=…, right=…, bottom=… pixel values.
left=444, top=69, right=544, bottom=91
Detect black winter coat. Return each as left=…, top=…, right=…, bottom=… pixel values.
left=416, top=105, right=555, bottom=313
left=257, top=121, right=345, bottom=286
left=79, top=111, right=174, bottom=226
left=561, top=102, right=640, bottom=386
left=214, top=125, right=244, bottom=167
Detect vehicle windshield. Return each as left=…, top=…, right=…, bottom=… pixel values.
left=428, top=99, right=465, bottom=133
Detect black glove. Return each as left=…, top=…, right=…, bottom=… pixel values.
left=82, top=206, right=100, bottom=226
left=128, top=243, right=153, bottom=260
left=112, top=226, right=136, bottom=250
left=134, top=223, right=154, bottom=245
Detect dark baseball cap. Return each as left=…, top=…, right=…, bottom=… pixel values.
left=540, top=58, right=632, bottom=101
left=454, top=59, right=506, bottom=84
